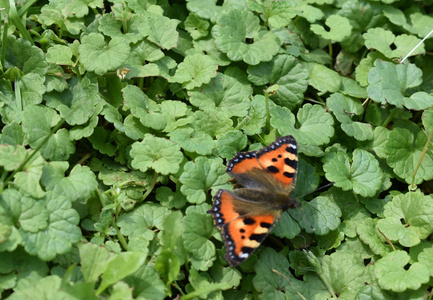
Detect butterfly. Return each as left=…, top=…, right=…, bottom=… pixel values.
left=208, top=135, right=300, bottom=266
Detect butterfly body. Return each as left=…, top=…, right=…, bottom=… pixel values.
left=208, top=135, right=299, bottom=266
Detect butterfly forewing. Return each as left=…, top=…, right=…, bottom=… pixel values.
left=256, top=135, right=298, bottom=193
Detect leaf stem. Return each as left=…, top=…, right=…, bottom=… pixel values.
left=234, top=115, right=250, bottom=130
left=139, top=171, right=158, bottom=203
left=272, top=269, right=307, bottom=300
left=328, top=40, right=333, bottom=65
left=7, top=0, right=34, bottom=45
left=382, top=108, right=398, bottom=127
left=377, top=227, right=395, bottom=251
left=0, top=9, right=7, bottom=72
left=112, top=217, right=128, bottom=251
left=304, top=250, right=337, bottom=298
left=172, top=280, right=185, bottom=296
left=410, top=129, right=433, bottom=188
left=264, top=91, right=271, bottom=133
left=3, top=119, right=66, bottom=187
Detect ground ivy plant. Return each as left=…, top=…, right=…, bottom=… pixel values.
left=1, top=0, right=433, bottom=299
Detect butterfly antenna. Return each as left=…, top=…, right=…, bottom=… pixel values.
left=296, top=182, right=335, bottom=199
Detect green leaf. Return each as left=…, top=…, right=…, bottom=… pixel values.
left=192, top=37, right=231, bottom=66
left=172, top=53, right=218, bottom=90
left=142, top=15, right=180, bottom=49
left=18, top=197, right=49, bottom=233
left=270, top=105, right=296, bottom=137
left=179, top=157, right=229, bottom=204
left=159, top=100, right=189, bottom=132
left=78, top=242, right=112, bottom=282
left=320, top=252, right=369, bottom=298
left=329, top=188, right=370, bottom=238
left=22, top=105, right=75, bottom=161
left=247, top=54, right=309, bottom=109
left=123, top=264, right=165, bottom=300
left=186, top=267, right=232, bottom=298
left=41, top=164, right=98, bottom=202
left=20, top=73, right=46, bottom=106
left=130, top=134, right=184, bottom=175
left=117, top=203, right=170, bottom=239
left=367, top=60, right=433, bottom=110
left=156, top=186, right=187, bottom=209
left=404, top=12, right=433, bottom=38
left=372, top=126, right=390, bottom=159
left=189, top=73, right=252, bottom=116
left=20, top=191, right=81, bottom=261
left=99, top=14, right=148, bottom=44
left=385, top=128, right=433, bottom=184
left=12, top=150, right=46, bottom=199
left=322, top=147, right=384, bottom=197
left=6, top=276, right=71, bottom=300
left=356, top=218, right=394, bottom=256
left=253, top=248, right=328, bottom=299
left=155, top=250, right=180, bottom=292
left=161, top=211, right=183, bottom=251
left=4, top=36, right=48, bottom=75
left=273, top=211, right=301, bottom=239
left=290, top=195, right=341, bottom=235
left=239, top=95, right=267, bottom=135
left=45, top=77, right=101, bottom=126
left=340, top=77, right=368, bottom=99
left=376, top=192, right=433, bottom=247
left=363, top=28, right=425, bottom=59
left=96, top=252, right=147, bottom=294
left=295, top=104, right=334, bottom=146
left=183, top=204, right=215, bottom=270
left=46, top=45, right=73, bottom=65
left=417, top=247, right=433, bottom=277
left=310, top=15, right=352, bottom=42
left=169, top=128, right=214, bottom=156
left=0, top=144, right=28, bottom=171
left=88, top=127, right=116, bottom=156
left=305, top=62, right=341, bottom=93
left=212, top=10, right=279, bottom=65
left=374, top=250, right=430, bottom=293
left=79, top=33, right=130, bottom=75
left=327, top=93, right=373, bottom=141
left=0, top=121, right=25, bottom=145
left=185, top=13, right=209, bottom=40
left=186, top=0, right=221, bottom=20
left=191, top=109, right=233, bottom=137
left=215, top=130, right=248, bottom=159
left=248, top=0, right=298, bottom=29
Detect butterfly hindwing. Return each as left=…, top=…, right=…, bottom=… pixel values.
left=209, top=189, right=281, bottom=266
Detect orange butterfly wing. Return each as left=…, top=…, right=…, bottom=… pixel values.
left=208, top=135, right=299, bottom=266
left=209, top=190, right=281, bottom=266
left=227, top=135, right=298, bottom=194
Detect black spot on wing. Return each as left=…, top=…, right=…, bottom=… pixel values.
left=267, top=166, right=279, bottom=173
left=284, top=157, right=297, bottom=168
left=285, top=145, right=297, bottom=154
left=283, top=171, right=294, bottom=178
left=241, top=246, right=254, bottom=255
left=260, top=222, right=272, bottom=228
left=243, top=218, right=255, bottom=225
left=249, top=233, right=267, bottom=242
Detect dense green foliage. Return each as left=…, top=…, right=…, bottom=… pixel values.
left=1, top=0, right=433, bottom=299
